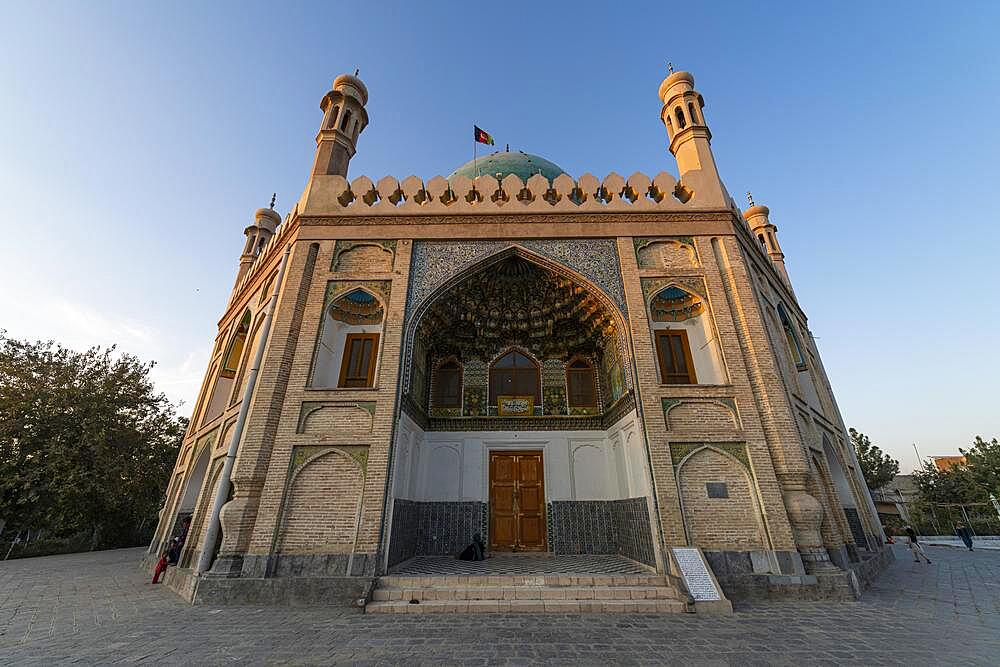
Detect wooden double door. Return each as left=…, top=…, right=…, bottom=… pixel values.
left=489, top=451, right=546, bottom=552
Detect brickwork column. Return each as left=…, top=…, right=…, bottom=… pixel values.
left=705, top=233, right=836, bottom=573
left=214, top=237, right=319, bottom=574
left=616, top=237, right=685, bottom=546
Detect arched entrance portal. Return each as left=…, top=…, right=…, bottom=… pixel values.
left=387, top=250, right=660, bottom=570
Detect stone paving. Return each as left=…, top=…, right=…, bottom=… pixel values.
left=1, top=544, right=998, bottom=665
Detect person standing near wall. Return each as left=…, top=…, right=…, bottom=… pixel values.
left=954, top=521, right=974, bottom=551
left=905, top=525, right=932, bottom=564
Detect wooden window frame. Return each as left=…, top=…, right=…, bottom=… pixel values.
left=219, top=315, right=250, bottom=379
left=432, top=359, right=463, bottom=408
left=566, top=356, right=598, bottom=408
left=338, top=332, right=379, bottom=388
left=655, top=329, right=698, bottom=385
left=489, top=350, right=541, bottom=405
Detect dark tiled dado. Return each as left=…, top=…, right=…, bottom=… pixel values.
left=548, top=497, right=656, bottom=567
left=388, top=499, right=486, bottom=566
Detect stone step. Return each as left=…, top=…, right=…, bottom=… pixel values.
left=372, top=585, right=685, bottom=602
left=379, top=574, right=669, bottom=588
left=366, top=599, right=689, bottom=614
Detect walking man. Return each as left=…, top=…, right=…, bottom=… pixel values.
left=904, top=525, right=932, bottom=564
left=954, top=521, right=974, bottom=551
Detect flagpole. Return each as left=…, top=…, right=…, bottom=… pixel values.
left=473, top=126, right=479, bottom=178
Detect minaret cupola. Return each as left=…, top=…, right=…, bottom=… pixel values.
left=743, top=193, right=792, bottom=291
left=235, top=195, right=281, bottom=287
left=310, top=71, right=370, bottom=178
left=658, top=65, right=728, bottom=204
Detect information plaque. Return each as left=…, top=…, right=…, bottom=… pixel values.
left=671, top=547, right=721, bottom=601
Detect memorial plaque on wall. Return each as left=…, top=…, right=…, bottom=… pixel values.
left=497, top=395, right=533, bottom=416
left=671, top=547, right=722, bottom=601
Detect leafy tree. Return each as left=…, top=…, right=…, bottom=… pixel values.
left=0, top=334, right=186, bottom=552
left=850, top=428, right=899, bottom=491
left=962, top=436, right=1000, bottom=497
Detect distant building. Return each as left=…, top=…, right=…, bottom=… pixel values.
left=147, top=67, right=886, bottom=608
left=931, top=455, right=967, bottom=471
left=873, top=475, right=919, bottom=527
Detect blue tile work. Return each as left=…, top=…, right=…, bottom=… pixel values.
left=548, top=497, right=656, bottom=567
left=388, top=499, right=487, bottom=566
left=402, top=240, right=629, bottom=393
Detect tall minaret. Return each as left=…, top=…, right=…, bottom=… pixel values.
left=743, top=195, right=793, bottom=293
left=658, top=66, right=728, bottom=205
left=310, top=72, right=369, bottom=178
left=235, top=196, right=281, bottom=288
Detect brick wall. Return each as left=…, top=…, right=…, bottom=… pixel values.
left=678, top=447, right=765, bottom=550
left=278, top=451, right=364, bottom=554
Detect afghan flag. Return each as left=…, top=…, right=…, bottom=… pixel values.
left=474, top=125, right=495, bottom=146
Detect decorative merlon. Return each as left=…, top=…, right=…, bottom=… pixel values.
left=298, top=171, right=727, bottom=216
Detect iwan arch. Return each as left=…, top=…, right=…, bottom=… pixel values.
left=148, top=67, right=889, bottom=611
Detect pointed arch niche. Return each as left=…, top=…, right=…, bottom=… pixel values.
left=312, top=287, right=385, bottom=388
left=406, top=249, right=627, bottom=420
left=645, top=282, right=726, bottom=385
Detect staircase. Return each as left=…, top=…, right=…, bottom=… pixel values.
left=366, top=573, right=691, bottom=614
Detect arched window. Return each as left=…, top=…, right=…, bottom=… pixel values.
left=489, top=350, right=540, bottom=404
left=665, top=116, right=674, bottom=135
left=777, top=304, right=805, bottom=367
left=687, top=102, right=698, bottom=125
left=758, top=233, right=767, bottom=247
left=340, top=109, right=353, bottom=131
left=312, top=288, right=385, bottom=388
left=432, top=359, right=463, bottom=408
left=566, top=357, right=597, bottom=408
left=220, top=312, right=250, bottom=379
left=675, top=107, right=686, bottom=130
left=327, top=105, right=339, bottom=129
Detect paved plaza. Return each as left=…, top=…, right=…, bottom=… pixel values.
left=1, top=544, right=998, bottom=665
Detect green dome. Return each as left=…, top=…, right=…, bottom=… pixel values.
left=448, top=150, right=565, bottom=183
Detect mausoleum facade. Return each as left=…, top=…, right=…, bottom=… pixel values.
left=148, top=68, right=888, bottom=609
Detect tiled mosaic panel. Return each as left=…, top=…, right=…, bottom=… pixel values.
left=405, top=239, right=626, bottom=317
left=548, top=497, right=656, bottom=567
left=402, top=240, right=630, bottom=393
left=388, top=499, right=487, bottom=566
left=843, top=507, right=868, bottom=549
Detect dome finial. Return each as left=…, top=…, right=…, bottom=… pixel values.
left=746, top=191, right=754, bottom=207
left=270, top=193, right=276, bottom=210
left=505, top=143, right=509, bottom=152
left=667, top=61, right=674, bottom=74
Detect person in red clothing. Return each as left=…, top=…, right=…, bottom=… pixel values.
left=151, top=552, right=170, bottom=584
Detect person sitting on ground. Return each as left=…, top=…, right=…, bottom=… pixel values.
left=904, top=525, right=932, bottom=564
left=458, top=533, right=487, bottom=561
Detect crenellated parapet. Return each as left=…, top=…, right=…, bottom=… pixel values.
left=297, top=171, right=728, bottom=217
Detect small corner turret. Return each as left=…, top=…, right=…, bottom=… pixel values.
left=743, top=193, right=793, bottom=293
left=310, top=71, right=370, bottom=179
left=658, top=65, right=729, bottom=206
left=235, top=195, right=281, bottom=289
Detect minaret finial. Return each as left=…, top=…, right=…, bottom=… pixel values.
left=505, top=143, right=509, bottom=152
left=270, top=193, right=276, bottom=210
left=354, top=68, right=359, bottom=76
left=667, top=61, right=674, bottom=74
left=746, top=191, right=754, bottom=207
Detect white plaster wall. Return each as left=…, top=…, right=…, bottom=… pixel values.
left=312, top=318, right=382, bottom=387
left=391, top=410, right=652, bottom=503
left=650, top=313, right=727, bottom=385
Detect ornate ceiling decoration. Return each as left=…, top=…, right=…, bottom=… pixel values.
left=416, top=256, right=618, bottom=361
left=650, top=286, right=704, bottom=322
left=329, top=289, right=384, bottom=325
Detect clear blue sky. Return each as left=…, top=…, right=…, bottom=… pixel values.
left=2, top=2, right=998, bottom=473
